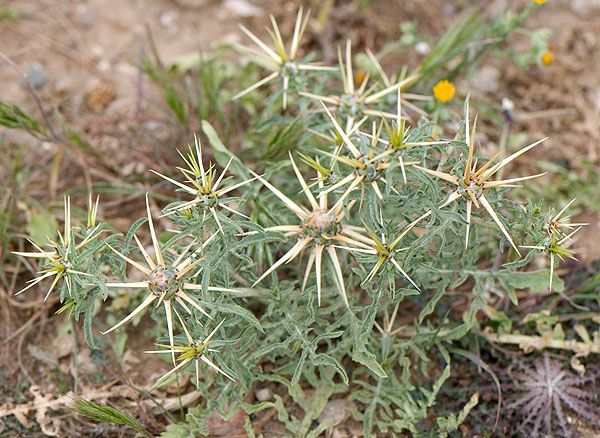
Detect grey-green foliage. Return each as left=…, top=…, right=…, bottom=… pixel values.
left=58, top=105, right=549, bottom=436
left=13, top=4, right=567, bottom=437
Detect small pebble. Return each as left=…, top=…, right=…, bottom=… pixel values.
left=173, top=0, right=211, bottom=6
left=52, top=334, right=74, bottom=359
left=145, top=121, right=160, bottom=131
left=25, top=62, right=46, bottom=89
left=255, top=388, right=272, bottom=402
left=76, top=4, right=94, bottom=26
left=442, top=4, right=456, bottom=16
left=318, top=399, right=353, bottom=426
left=80, top=10, right=94, bottom=25
left=470, top=65, right=500, bottom=94
left=90, top=45, right=104, bottom=59
left=123, top=350, right=141, bottom=365
left=160, top=10, right=179, bottom=28
left=97, top=59, right=111, bottom=72
left=73, top=349, right=98, bottom=375
left=84, top=79, right=116, bottom=112
left=224, top=0, right=264, bottom=18
left=415, top=41, right=430, bottom=55
left=585, top=88, right=600, bottom=113
left=571, top=0, right=600, bottom=15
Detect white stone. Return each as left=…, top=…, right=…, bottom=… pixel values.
left=224, top=0, right=264, bottom=18
left=255, top=388, right=271, bottom=401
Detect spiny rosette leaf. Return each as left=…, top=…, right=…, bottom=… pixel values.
left=503, top=355, right=600, bottom=437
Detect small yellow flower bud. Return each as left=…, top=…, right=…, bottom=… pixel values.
left=541, top=52, right=553, bottom=65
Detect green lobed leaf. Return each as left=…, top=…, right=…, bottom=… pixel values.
left=497, top=269, right=564, bottom=293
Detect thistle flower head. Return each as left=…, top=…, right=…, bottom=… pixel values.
left=300, top=40, right=419, bottom=129
left=354, top=215, right=431, bottom=290
left=316, top=102, right=402, bottom=203
left=521, top=199, right=586, bottom=291
left=232, top=7, right=336, bottom=109
left=147, top=318, right=234, bottom=389
left=249, top=152, right=375, bottom=307
left=376, top=89, right=445, bottom=150
left=356, top=89, right=449, bottom=184
left=543, top=198, right=587, bottom=239
left=302, top=209, right=340, bottom=241
left=151, top=134, right=256, bottom=233
left=414, top=97, right=547, bottom=255
left=148, top=266, right=180, bottom=297
left=14, top=196, right=101, bottom=300
left=103, top=194, right=238, bottom=364
left=524, top=229, right=580, bottom=292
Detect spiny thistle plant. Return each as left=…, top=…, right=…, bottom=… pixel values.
left=250, top=153, right=374, bottom=307
left=300, top=39, right=419, bottom=129
left=151, top=134, right=256, bottom=233
left=521, top=198, right=587, bottom=290
left=12, top=3, right=594, bottom=437
left=103, top=195, right=236, bottom=363
left=14, top=195, right=102, bottom=300
left=413, top=98, right=547, bottom=254
left=232, top=7, right=336, bottom=109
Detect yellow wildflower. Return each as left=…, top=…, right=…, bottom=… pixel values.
left=433, top=80, right=455, bottom=103
left=533, top=0, right=548, bottom=3
left=541, top=52, right=553, bottom=65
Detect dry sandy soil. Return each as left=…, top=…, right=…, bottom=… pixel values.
left=1, top=0, right=599, bottom=436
